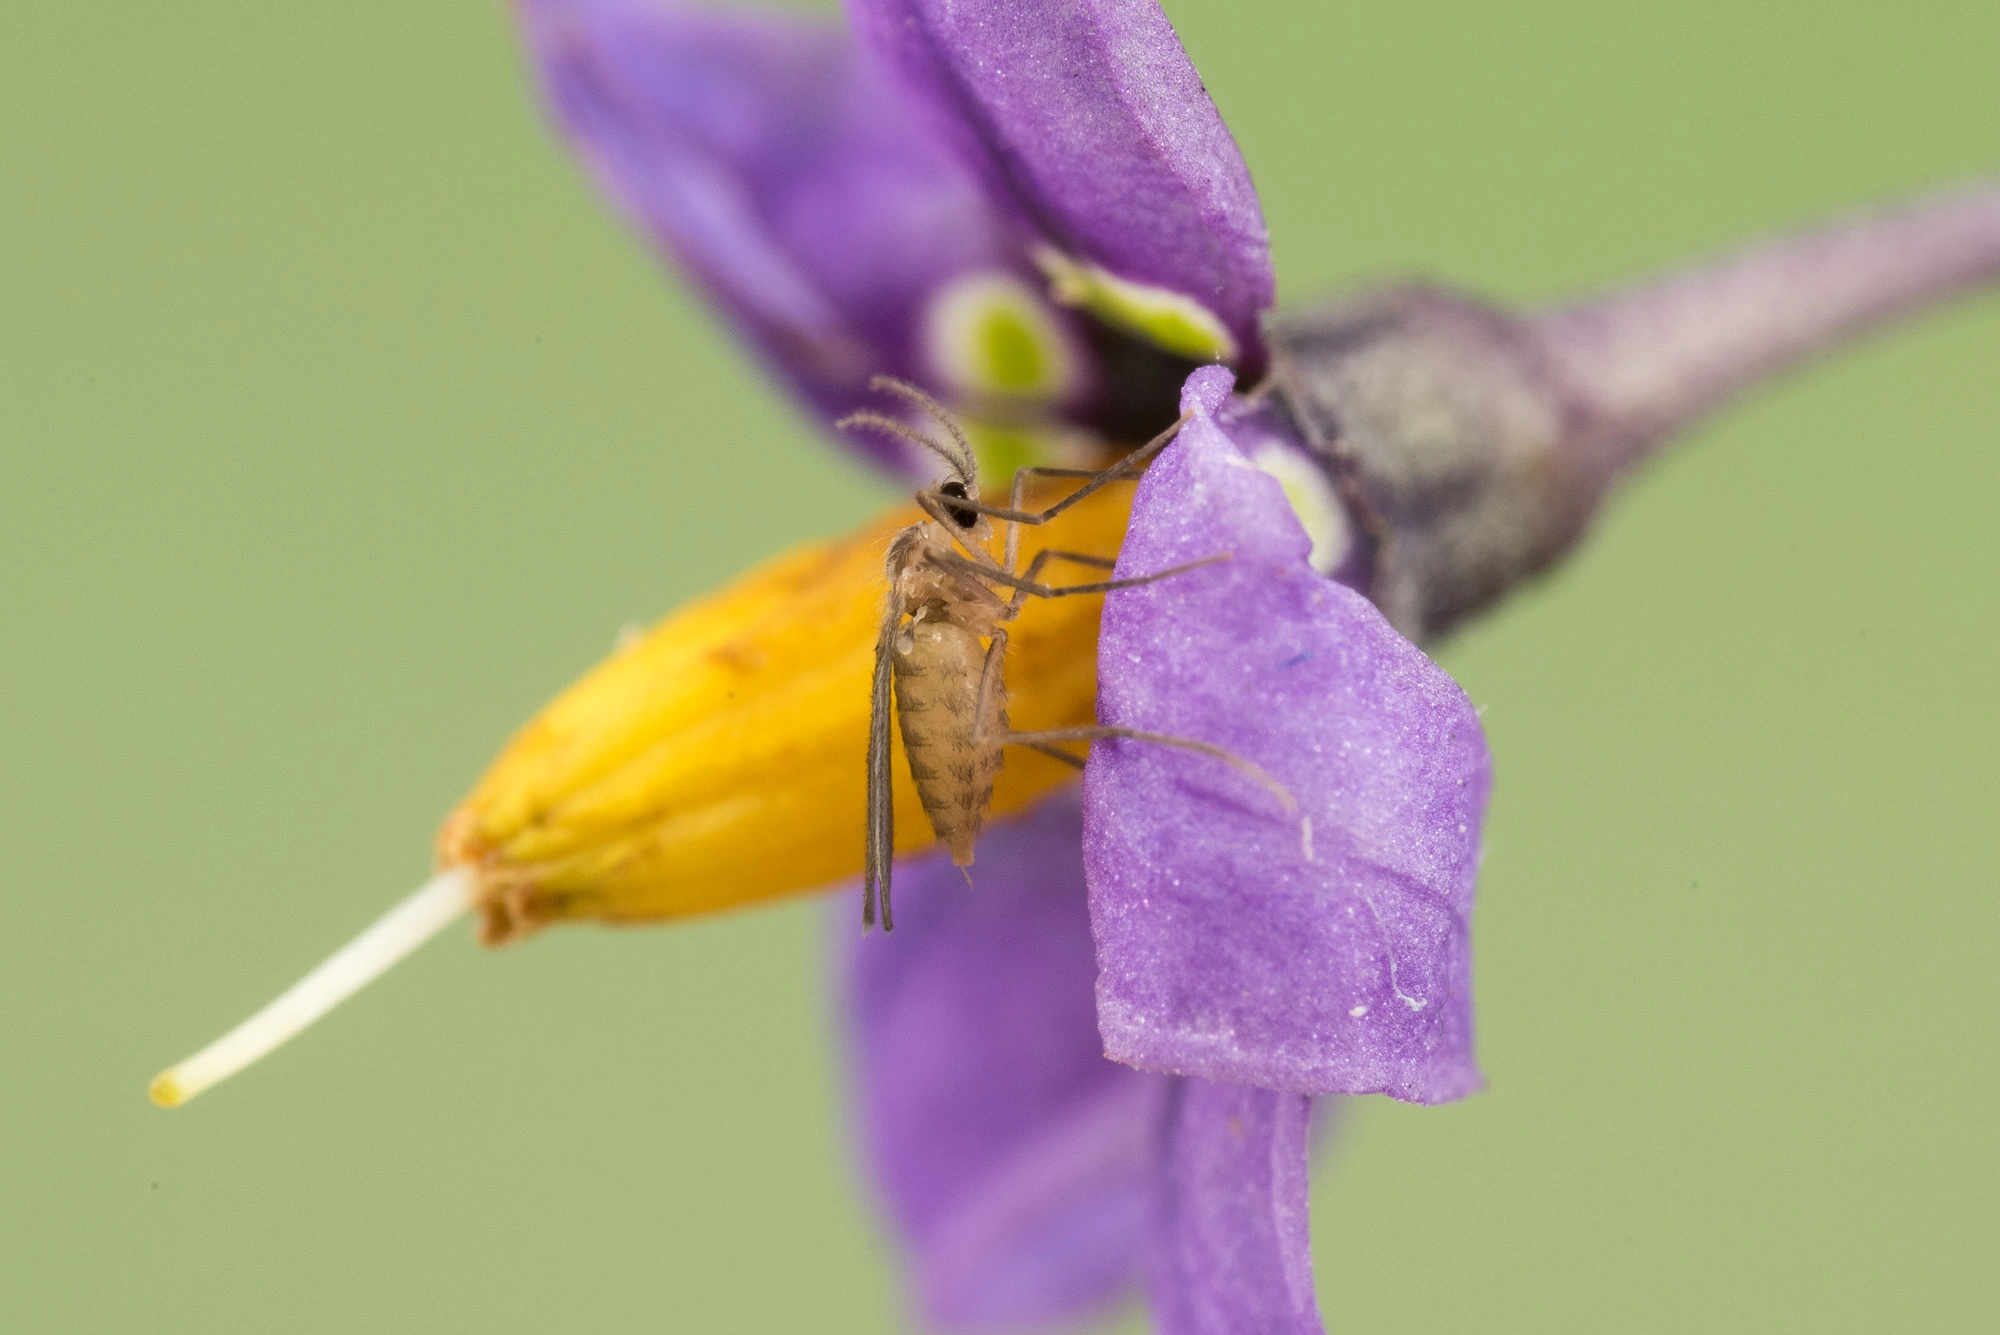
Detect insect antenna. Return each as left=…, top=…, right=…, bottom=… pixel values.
left=836, top=410, right=976, bottom=488
left=862, top=375, right=979, bottom=483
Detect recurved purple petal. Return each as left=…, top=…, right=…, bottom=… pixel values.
left=846, top=0, right=1273, bottom=369
left=840, top=794, right=1171, bottom=1331
left=1145, top=1080, right=1324, bottom=1335
left=1082, top=369, right=1491, bottom=1103
left=519, top=0, right=1039, bottom=463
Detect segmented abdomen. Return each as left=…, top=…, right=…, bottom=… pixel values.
left=893, top=609, right=1005, bottom=866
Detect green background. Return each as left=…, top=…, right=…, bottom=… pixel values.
left=5, top=1, right=1996, bottom=1330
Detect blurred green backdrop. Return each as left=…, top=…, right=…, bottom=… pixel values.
left=4, top=1, right=1996, bottom=1330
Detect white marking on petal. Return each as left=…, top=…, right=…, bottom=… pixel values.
left=924, top=270, right=1082, bottom=402
left=1358, top=889, right=1429, bottom=1013
left=1031, top=245, right=1238, bottom=362
left=1252, top=441, right=1352, bottom=575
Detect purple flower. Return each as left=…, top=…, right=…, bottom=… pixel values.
left=519, top=1, right=1487, bottom=1329
left=523, top=4, right=2000, bottom=1332
left=520, top=0, right=1275, bottom=472
left=844, top=368, right=1485, bottom=1332
left=1087, top=368, right=1488, bottom=1106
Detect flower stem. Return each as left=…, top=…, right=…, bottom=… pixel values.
left=148, top=867, right=478, bottom=1107
left=1535, top=178, right=2000, bottom=472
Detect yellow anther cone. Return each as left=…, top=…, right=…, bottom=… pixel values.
left=440, top=485, right=1134, bottom=942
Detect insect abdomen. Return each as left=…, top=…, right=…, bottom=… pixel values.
left=893, top=610, right=1004, bottom=866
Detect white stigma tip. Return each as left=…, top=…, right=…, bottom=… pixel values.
left=148, top=867, right=478, bottom=1108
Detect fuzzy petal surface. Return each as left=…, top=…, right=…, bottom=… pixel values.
left=520, top=0, right=1020, bottom=462
left=1083, top=369, right=1491, bottom=1102
left=841, top=794, right=1170, bottom=1331
left=1145, top=1080, right=1324, bottom=1335
left=846, top=0, right=1272, bottom=367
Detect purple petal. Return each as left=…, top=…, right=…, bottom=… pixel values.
left=1145, top=1080, right=1324, bottom=1335
left=1082, top=370, right=1492, bottom=1102
left=847, top=0, right=1273, bottom=368
left=840, top=793, right=1171, bottom=1331
left=518, top=0, right=1025, bottom=461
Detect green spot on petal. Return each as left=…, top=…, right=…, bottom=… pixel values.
left=1033, top=247, right=1238, bottom=363
left=963, top=419, right=1096, bottom=490
left=978, top=306, right=1049, bottom=394
left=925, top=272, right=1081, bottom=403
left=1251, top=441, right=1351, bottom=575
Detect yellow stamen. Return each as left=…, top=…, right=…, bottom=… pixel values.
left=441, top=483, right=1133, bottom=942
left=147, top=481, right=1132, bottom=1105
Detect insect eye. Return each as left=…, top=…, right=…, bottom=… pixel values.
left=938, top=479, right=977, bottom=529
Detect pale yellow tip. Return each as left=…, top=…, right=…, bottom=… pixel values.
left=144, top=868, right=477, bottom=1109
left=148, top=1072, right=186, bottom=1108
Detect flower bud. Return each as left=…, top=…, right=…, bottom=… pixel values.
left=1267, top=286, right=1603, bottom=645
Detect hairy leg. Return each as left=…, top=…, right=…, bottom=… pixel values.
left=994, top=725, right=1295, bottom=811
left=929, top=549, right=1229, bottom=602
left=1000, top=548, right=1119, bottom=618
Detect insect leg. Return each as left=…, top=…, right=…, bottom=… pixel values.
left=915, top=411, right=1196, bottom=530
left=865, top=582, right=905, bottom=932
left=1014, top=411, right=1196, bottom=520
left=996, top=725, right=1297, bottom=811
left=1007, top=467, right=1103, bottom=482
left=1029, top=551, right=1119, bottom=569
left=913, top=491, right=1127, bottom=607
left=1002, top=463, right=1097, bottom=575
left=971, top=626, right=1009, bottom=749
left=907, top=501, right=1102, bottom=618
left=913, top=491, right=1010, bottom=574
left=999, top=548, right=1120, bottom=618
left=931, top=549, right=1230, bottom=601
left=1016, top=740, right=1087, bottom=770
left=1003, top=446, right=1124, bottom=580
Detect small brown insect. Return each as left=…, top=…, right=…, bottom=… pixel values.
left=840, top=378, right=1290, bottom=931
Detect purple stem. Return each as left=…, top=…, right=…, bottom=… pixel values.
left=1534, top=178, right=2000, bottom=473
